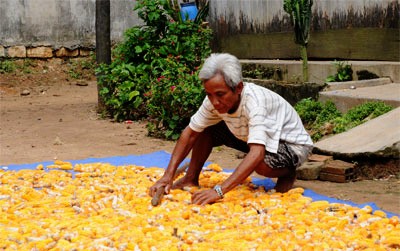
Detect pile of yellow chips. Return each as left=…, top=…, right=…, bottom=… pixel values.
left=0, top=160, right=399, bottom=250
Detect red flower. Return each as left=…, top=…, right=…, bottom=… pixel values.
left=170, top=86, right=176, bottom=91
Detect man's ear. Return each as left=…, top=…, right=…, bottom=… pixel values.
left=235, top=82, right=244, bottom=94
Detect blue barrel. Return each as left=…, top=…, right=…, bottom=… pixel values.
left=180, top=2, right=198, bottom=21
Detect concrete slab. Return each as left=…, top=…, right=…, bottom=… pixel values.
left=319, top=83, right=400, bottom=112
left=314, top=107, right=400, bottom=158
left=324, top=78, right=392, bottom=91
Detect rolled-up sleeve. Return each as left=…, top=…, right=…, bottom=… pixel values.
left=189, top=98, right=222, bottom=132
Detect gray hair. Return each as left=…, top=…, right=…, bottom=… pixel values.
left=198, top=53, right=243, bottom=89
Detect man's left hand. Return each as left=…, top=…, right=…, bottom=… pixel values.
left=191, top=189, right=221, bottom=205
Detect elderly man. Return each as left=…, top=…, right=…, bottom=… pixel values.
left=149, top=53, right=313, bottom=205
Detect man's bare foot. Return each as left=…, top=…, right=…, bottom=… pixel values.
left=171, top=176, right=199, bottom=190
left=274, top=173, right=296, bottom=193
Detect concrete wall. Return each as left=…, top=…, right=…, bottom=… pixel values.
left=0, top=0, right=398, bottom=61
left=240, top=60, right=400, bottom=84
left=209, top=0, right=399, bottom=61
left=0, top=0, right=139, bottom=57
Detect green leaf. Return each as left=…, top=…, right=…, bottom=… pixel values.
left=129, top=90, right=140, bottom=101
left=135, top=46, right=143, bottom=53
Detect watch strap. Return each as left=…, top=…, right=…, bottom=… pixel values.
left=214, top=185, right=224, bottom=198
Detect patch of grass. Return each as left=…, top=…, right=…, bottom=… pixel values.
left=0, top=59, right=40, bottom=74
left=66, top=56, right=96, bottom=80
left=0, top=60, right=17, bottom=73
left=295, top=98, right=393, bottom=141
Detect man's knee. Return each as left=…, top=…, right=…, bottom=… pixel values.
left=254, top=161, right=292, bottom=178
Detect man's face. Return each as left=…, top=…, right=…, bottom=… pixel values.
left=203, top=74, right=243, bottom=114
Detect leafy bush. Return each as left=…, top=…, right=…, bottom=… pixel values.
left=97, top=62, right=150, bottom=120
left=326, top=60, right=353, bottom=82
left=146, top=57, right=205, bottom=139
left=295, top=99, right=393, bottom=141
left=97, top=0, right=212, bottom=139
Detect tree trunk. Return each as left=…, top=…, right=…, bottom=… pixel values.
left=95, top=0, right=111, bottom=113
left=300, top=44, right=309, bottom=82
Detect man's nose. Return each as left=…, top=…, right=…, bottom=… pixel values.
left=210, top=97, right=220, bottom=106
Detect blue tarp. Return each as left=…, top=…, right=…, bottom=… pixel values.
left=3, top=150, right=398, bottom=218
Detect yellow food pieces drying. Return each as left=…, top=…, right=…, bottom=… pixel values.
left=0, top=161, right=399, bottom=250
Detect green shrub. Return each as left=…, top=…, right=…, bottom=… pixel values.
left=97, top=62, right=150, bottom=120
left=294, top=98, right=324, bottom=124
left=326, top=60, right=353, bottom=82
left=97, top=0, right=212, bottom=139
left=295, top=99, right=393, bottom=141
left=147, top=57, right=205, bottom=139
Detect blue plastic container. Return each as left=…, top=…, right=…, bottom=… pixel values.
left=180, top=2, right=198, bottom=21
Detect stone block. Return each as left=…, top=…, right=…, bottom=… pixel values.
left=55, top=47, right=79, bottom=57
left=0, top=46, right=5, bottom=57
left=308, top=154, right=333, bottom=163
left=79, top=49, right=92, bottom=56
left=8, top=46, right=26, bottom=58
left=296, top=161, right=324, bottom=180
left=27, top=47, right=53, bottom=58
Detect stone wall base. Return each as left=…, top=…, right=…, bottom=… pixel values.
left=0, top=45, right=93, bottom=58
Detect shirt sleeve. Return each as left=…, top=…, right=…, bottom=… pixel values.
left=189, top=97, right=222, bottom=132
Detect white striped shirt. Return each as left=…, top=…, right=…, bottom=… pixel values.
left=189, top=82, right=313, bottom=154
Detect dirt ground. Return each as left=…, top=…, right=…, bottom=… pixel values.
left=0, top=58, right=399, bottom=215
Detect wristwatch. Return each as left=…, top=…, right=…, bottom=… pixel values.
left=214, top=185, right=224, bottom=198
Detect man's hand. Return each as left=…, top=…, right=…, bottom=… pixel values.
left=191, top=189, right=221, bottom=206
left=149, top=176, right=173, bottom=197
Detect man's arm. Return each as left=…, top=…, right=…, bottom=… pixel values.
left=219, top=143, right=265, bottom=193
left=149, top=126, right=200, bottom=196
left=192, top=143, right=265, bottom=205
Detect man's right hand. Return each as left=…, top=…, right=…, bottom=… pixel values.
left=149, top=176, right=173, bottom=197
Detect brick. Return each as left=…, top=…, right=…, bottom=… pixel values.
left=8, top=46, right=26, bottom=58
left=296, top=161, right=324, bottom=180
left=308, top=154, right=333, bottom=163
left=0, top=46, right=5, bottom=57
left=319, top=172, right=355, bottom=183
left=27, top=47, right=53, bottom=58
left=55, top=47, right=79, bottom=57
left=322, top=160, right=355, bottom=175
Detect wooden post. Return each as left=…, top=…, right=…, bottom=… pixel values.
left=95, top=0, right=111, bottom=113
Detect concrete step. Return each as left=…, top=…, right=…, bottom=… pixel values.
left=314, top=107, right=400, bottom=158
left=318, top=82, right=400, bottom=113
left=323, top=77, right=392, bottom=91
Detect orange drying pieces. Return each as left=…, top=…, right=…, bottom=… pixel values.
left=0, top=162, right=399, bottom=250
